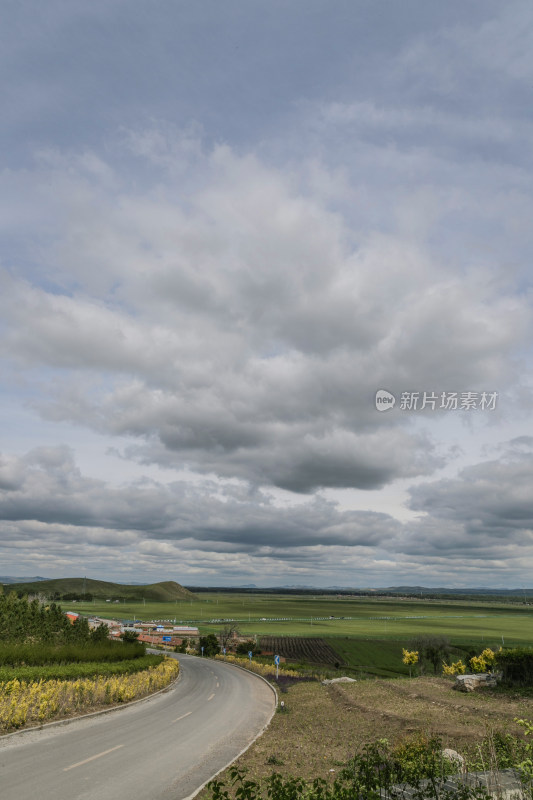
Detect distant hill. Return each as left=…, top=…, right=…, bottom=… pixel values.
left=382, top=586, right=533, bottom=596
left=187, top=585, right=533, bottom=600
left=0, top=576, right=48, bottom=583
left=2, top=577, right=197, bottom=602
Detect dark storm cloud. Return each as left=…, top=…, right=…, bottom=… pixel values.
left=409, top=451, right=533, bottom=537
left=1, top=445, right=532, bottom=586
left=0, top=447, right=400, bottom=550
left=398, top=448, right=533, bottom=573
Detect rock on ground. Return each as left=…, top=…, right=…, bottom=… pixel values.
left=453, top=673, right=500, bottom=692
left=442, top=748, right=465, bottom=766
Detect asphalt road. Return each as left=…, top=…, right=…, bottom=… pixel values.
left=0, top=654, right=276, bottom=800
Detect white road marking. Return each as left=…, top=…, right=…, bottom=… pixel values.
left=216, top=682, right=220, bottom=688
left=173, top=711, right=193, bottom=722
left=64, top=745, right=124, bottom=772
left=207, top=693, right=215, bottom=701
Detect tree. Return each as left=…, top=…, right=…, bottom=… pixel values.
left=402, top=648, right=419, bottom=678
left=218, top=623, right=240, bottom=650
left=408, top=636, right=450, bottom=675
left=198, top=634, right=220, bottom=657
left=68, top=615, right=91, bottom=643
left=236, top=639, right=262, bottom=657
left=121, top=629, right=140, bottom=643
left=0, top=593, right=71, bottom=644
left=176, top=638, right=188, bottom=653
left=90, top=623, right=110, bottom=643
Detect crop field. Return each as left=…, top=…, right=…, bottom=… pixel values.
left=68, top=593, right=533, bottom=648
left=259, top=637, right=472, bottom=677
left=322, top=637, right=473, bottom=677
left=260, top=637, right=344, bottom=665
left=323, top=638, right=411, bottom=676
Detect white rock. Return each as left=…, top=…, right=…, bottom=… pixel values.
left=453, top=673, right=499, bottom=692
left=442, top=748, right=465, bottom=765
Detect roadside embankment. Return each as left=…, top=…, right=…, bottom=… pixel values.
left=0, top=656, right=179, bottom=732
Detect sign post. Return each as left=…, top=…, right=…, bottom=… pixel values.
left=201, top=646, right=204, bottom=656
left=248, top=650, right=253, bottom=663
left=274, top=654, right=280, bottom=680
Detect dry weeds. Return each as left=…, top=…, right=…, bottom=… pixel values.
left=199, top=676, right=533, bottom=796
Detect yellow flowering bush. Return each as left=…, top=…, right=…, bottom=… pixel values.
left=214, top=653, right=303, bottom=678
left=469, top=648, right=496, bottom=674
left=0, top=657, right=179, bottom=732
left=402, top=649, right=419, bottom=677
left=442, top=660, right=467, bottom=676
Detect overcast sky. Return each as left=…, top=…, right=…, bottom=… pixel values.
left=1, top=1, right=532, bottom=588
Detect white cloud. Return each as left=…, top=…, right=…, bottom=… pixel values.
left=1, top=2, right=532, bottom=585
left=0, top=138, right=529, bottom=500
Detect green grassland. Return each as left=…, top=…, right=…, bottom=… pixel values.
left=321, top=637, right=476, bottom=677
left=62, top=592, right=533, bottom=647
left=2, top=588, right=532, bottom=680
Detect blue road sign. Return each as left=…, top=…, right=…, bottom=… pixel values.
left=162, top=636, right=171, bottom=642
left=248, top=651, right=253, bottom=660
left=274, top=655, right=280, bottom=665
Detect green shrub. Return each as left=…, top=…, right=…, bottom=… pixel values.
left=121, top=630, right=140, bottom=644
left=208, top=727, right=533, bottom=799
left=408, top=636, right=451, bottom=675
left=467, top=730, right=527, bottom=772
left=496, top=647, right=533, bottom=686
left=0, top=641, right=145, bottom=666
left=198, top=634, right=220, bottom=657
left=0, top=654, right=164, bottom=682
left=236, top=640, right=262, bottom=657
left=390, top=734, right=458, bottom=783
left=208, top=740, right=494, bottom=800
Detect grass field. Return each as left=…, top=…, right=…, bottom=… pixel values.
left=67, top=593, right=533, bottom=647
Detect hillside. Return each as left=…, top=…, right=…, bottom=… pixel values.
left=2, top=577, right=197, bottom=602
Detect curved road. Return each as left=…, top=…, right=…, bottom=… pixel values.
left=0, top=654, right=276, bottom=800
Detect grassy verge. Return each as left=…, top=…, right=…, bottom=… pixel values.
left=214, top=653, right=312, bottom=680
left=197, top=675, right=533, bottom=799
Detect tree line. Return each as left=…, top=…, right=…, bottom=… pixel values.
left=0, top=591, right=108, bottom=645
